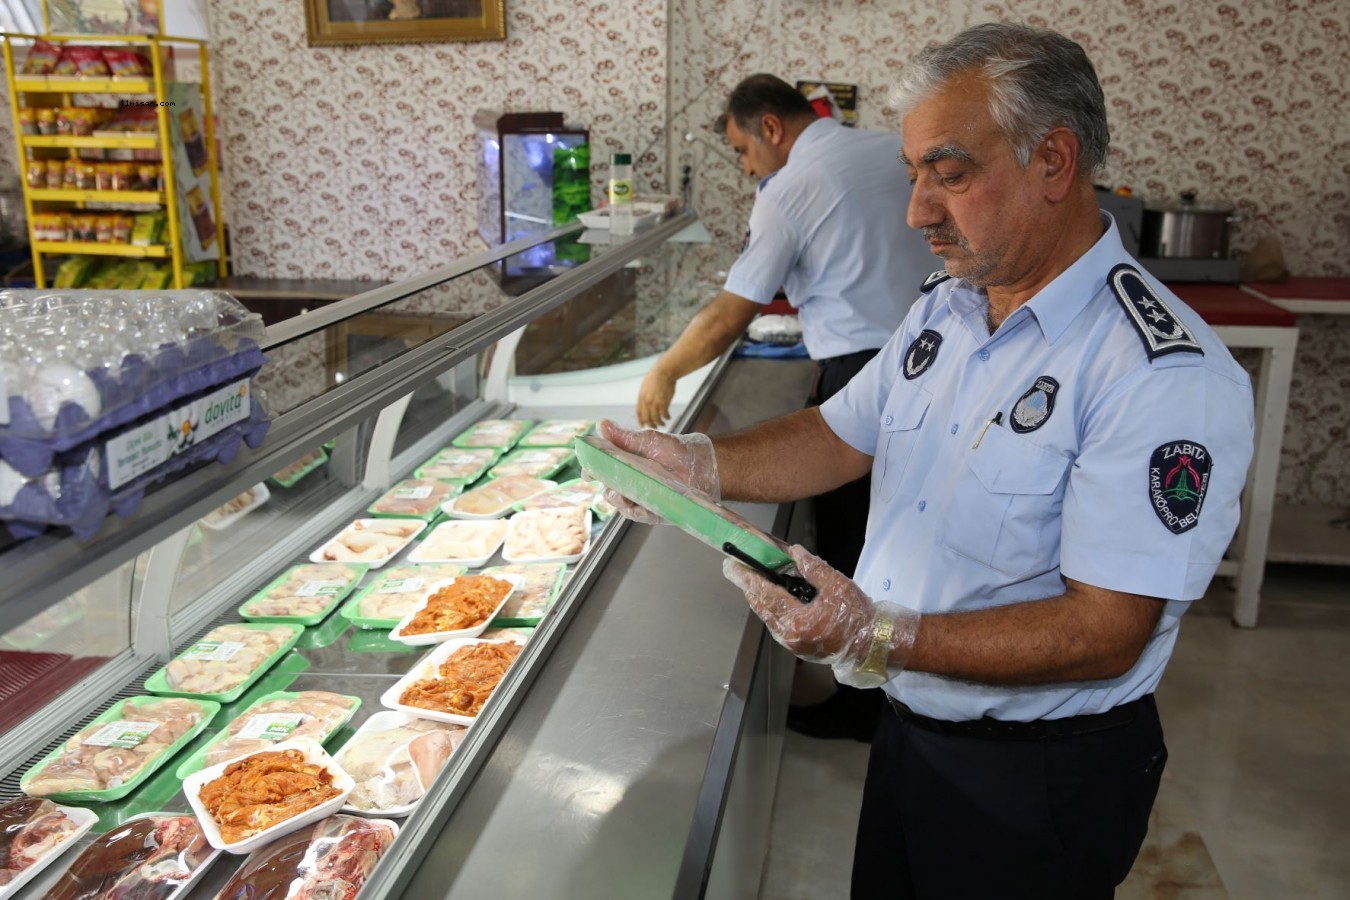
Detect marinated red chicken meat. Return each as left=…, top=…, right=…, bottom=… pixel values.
left=214, top=815, right=396, bottom=899
left=47, top=815, right=212, bottom=899
left=0, top=798, right=79, bottom=886
left=197, top=748, right=342, bottom=845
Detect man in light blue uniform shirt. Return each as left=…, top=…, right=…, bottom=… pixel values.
left=638, top=74, right=933, bottom=742
left=602, top=23, right=1255, bottom=899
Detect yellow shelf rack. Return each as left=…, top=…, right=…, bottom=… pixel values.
left=2, top=32, right=227, bottom=289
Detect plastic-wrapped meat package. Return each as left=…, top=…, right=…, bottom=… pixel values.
left=519, top=419, right=593, bottom=447
left=241, top=565, right=364, bottom=618
left=165, top=624, right=296, bottom=694
left=448, top=476, right=553, bottom=518
left=337, top=717, right=465, bottom=813
left=356, top=564, right=464, bottom=621
left=206, top=692, right=359, bottom=766
left=484, top=563, right=565, bottom=620
left=488, top=447, right=572, bottom=479
left=503, top=507, right=589, bottom=561
left=214, top=815, right=397, bottom=899
left=47, top=815, right=214, bottom=899
left=0, top=798, right=80, bottom=886
left=368, top=479, right=458, bottom=518
left=23, top=698, right=209, bottom=796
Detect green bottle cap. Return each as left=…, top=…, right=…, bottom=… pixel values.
left=611, top=153, right=632, bottom=165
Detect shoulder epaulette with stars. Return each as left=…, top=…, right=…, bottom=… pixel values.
left=1108, top=264, right=1203, bottom=361
left=920, top=270, right=950, bottom=293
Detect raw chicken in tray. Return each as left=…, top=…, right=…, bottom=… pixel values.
left=336, top=712, right=465, bottom=816
left=310, top=518, right=423, bottom=567
left=503, top=506, right=592, bottom=564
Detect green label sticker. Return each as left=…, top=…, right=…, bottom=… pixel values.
left=183, top=639, right=245, bottom=661
left=378, top=577, right=424, bottom=595
left=296, top=581, right=345, bottom=598
left=235, top=712, right=307, bottom=741
left=84, top=720, right=159, bottom=749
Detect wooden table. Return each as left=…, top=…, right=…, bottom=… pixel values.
left=1242, top=277, right=1350, bottom=314
left=1167, top=284, right=1299, bottom=627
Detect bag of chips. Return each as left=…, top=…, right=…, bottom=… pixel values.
left=65, top=47, right=110, bottom=77
left=21, top=40, right=61, bottom=75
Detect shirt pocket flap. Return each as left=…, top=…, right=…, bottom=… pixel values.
left=966, top=425, right=1070, bottom=495
left=881, top=384, right=931, bottom=433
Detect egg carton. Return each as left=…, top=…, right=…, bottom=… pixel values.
left=0, top=290, right=267, bottom=478
left=0, top=392, right=271, bottom=540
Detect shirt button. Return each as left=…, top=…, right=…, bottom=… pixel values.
left=884, top=415, right=893, bottom=426
left=950, top=423, right=958, bottom=434
left=882, top=578, right=892, bottom=591
left=918, top=500, right=927, bottom=512
left=978, top=349, right=990, bottom=361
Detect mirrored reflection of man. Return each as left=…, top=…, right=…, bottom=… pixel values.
left=607, top=22, right=1255, bottom=898
left=638, top=74, right=934, bottom=739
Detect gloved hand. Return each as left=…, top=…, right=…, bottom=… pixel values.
left=590, top=419, right=720, bottom=526
left=723, top=544, right=919, bottom=688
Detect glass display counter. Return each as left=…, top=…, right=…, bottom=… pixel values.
left=0, top=213, right=813, bottom=898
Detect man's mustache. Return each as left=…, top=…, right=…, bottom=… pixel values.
left=923, top=225, right=964, bottom=244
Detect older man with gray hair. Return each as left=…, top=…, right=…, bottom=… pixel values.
left=597, top=21, right=1255, bottom=898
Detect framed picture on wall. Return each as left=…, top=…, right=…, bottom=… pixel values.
left=306, top=0, right=506, bottom=46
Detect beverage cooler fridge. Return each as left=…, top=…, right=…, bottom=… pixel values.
left=0, top=212, right=816, bottom=898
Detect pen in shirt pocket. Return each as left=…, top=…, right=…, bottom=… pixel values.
left=971, top=411, right=1003, bottom=450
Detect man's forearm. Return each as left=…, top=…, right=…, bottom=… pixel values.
left=897, top=581, right=1165, bottom=685
left=656, top=292, right=759, bottom=380
left=713, top=408, right=873, bottom=503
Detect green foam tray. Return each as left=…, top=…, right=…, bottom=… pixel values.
left=238, top=563, right=369, bottom=626
left=174, top=690, right=361, bottom=779
left=573, top=436, right=792, bottom=571
left=144, top=624, right=304, bottom=704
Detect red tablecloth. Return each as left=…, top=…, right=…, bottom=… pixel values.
left=1166, top=283, right=1297, bottom=328
left=1243, top=277, right=1350, bottom=302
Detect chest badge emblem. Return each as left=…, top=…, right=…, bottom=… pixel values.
left=902, top=329, right=943, bottom=380
left=1010, top=376, right=1059, bottom=433
left=1149, top=440, right=1212, bottom=534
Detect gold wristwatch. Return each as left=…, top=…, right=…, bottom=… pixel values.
left=852, top=610, right=896, bottom=688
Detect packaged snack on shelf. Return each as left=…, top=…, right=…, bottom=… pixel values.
left=43, top=160, right=62, bottom=189
left=94, top=161, right=114, bottom=191
left=213, top=816, right=397, bottom=892
left=109, top=162, right=133, bottom=191
left=15, top=108, right=36, bottom=136
left=71, top=213, right=96, bottom=241
left=414, top=446, right=499, bottom=484
left=34, top=108, right=56, bottom=136
left=20, top=696, right=217, bottom=802
left=136, top=162, right=159, bottom=191
left=59, top=158, right=77, bottom=189
left=145, top=623, right=301, bottom=703
left=484, top=562, right=567, bottom=626
left=336, top=712, right=465, bottom=816
left=0, top=798, right=97, bottom=898
left=176, top=690, right=361, bottom=777
left=137, top=266, right=173, bottom=290
left=367, top=478, right=460, bottom=520
left=130, top=210, right=165, bottom=245
left=94, top=215, right=114, bottom=243
left=450, top=418, right=532, bottom=450
left=75, top=159, right=96, bottom=190
left=184, top=737, right=356, bottom=853
left=24, top=159, right=44, bottom=189
left=239, top=562, right=367, bottom=624
left=65, top=46, right=110, bottom=77
left=341, top=562, right=467, bottom=629
left=111, top=214, right=132, bottom=244
left=44, top=812, right=218, bottom=899
left=20, top=39, right=61, bottom=75
left=186, top=260, right=219, bottom=286
left=52, top=256, right=96, bottom=289
left=54, top=107, right=73, bottom=136
left=102, top=48, right=150, bottom=77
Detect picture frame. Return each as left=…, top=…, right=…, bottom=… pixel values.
left=306, top=0, right=506, bottom=46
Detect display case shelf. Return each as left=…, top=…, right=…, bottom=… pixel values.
left=13, top=76, right=154, bottom=93
left=28, top=188, right=163, bottom=203
left=23, top=134, right=159, bottom=149
left=33, top=239, right=167, bottom=257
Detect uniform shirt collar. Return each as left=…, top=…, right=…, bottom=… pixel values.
left=1021, top=212, right=1128, bottom=345
left=757, top=117, right=836, bottom=191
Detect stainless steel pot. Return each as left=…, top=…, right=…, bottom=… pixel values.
left=1140, top=191, right=1242, bottom=259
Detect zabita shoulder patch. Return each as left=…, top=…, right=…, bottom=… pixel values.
left=1109, top=264, right=1203, bottom=361
left=920, top=270, right=950, bottom=293
left=902, top=329, right=942, bottom=380
left=1149, top=440, right=1212, bottom=534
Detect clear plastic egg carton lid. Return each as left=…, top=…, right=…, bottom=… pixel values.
left=0, top=289, right=267, bottom=476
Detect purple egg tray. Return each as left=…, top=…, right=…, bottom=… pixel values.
left=0, top=396, right=271, bottom=540
left=0, top=337, right=266, bottom=479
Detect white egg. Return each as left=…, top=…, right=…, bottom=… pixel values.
left=27, top=362, right=102, bottom=429
left=0, top=458, right=25, bottom=506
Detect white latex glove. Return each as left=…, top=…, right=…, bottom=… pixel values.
left=724, top=544, right=919, bottom=688
left=588, top=419, right=720, bottom=526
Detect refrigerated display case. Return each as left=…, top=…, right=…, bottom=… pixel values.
left=0, top=213, right=817, bottom=898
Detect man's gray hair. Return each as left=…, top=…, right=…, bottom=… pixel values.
left=892, top=22, right=1110, bottom=177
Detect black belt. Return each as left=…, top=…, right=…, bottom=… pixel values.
left=885, top=695, right=1149, bottom=742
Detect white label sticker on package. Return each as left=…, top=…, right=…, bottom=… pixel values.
left=105, top=378, right=252, bottom=490
left=394, top=486, right=434, bottom=500
left=84, top=721, right=160, bottom=749
left=516, top=452, right=555, bottom=464
left=296, top=580, right=345, bottom=598
left=183, top=639, right=246, bottom=661
left=235, top=712, right=307, bottom=741
left=378, top=577, right=424, bottom=594
left=447, top=452, right=484, bottom=465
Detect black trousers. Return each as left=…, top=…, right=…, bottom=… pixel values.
left=811, top=348, right=879, bottom=578
left=852, top=695, right=1166, bottom=899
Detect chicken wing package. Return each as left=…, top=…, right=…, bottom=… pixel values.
left=144, top=623, right=301, bottom=703
left=367, top=478, right=461, bottom=520
left=484, top=563, right=567, bottom=626
left=443, top=475, right=555, bottom=519
left=309, top=518, right=423, bottom=567
left=0, top=798, right=97, bottom=898
left=413, top=446, right=499, bottom=484
left=212, top=815, right=397, bottom=898
left=487, top=447, right=574, bottom=481
left=502, top=507, right=592, bottom=564
left=176, top=690, right=361, bottom=779
left=46, top=813, right=217, bottom=900
left=336, top=712, right=466, bottom=816
left=450, top=418, right=532, bottom=450
left=407, top=519, right=509, bottom=567
left=518, top=418, right=594, bottom=447
left=21, top=697, right=217, bottom=802
left=238, top=563, right=368, bottom=625
left=512, top=478, right=601, bottom=513
left=340, top=563, right=467, bottom=629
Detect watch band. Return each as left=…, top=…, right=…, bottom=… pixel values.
left=852, top=609, right=896, bottom=688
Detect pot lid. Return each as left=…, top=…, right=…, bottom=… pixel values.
left=1148, top=190, right=1235, bottom=214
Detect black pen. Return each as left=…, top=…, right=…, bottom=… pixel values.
left=971, top=411, right=1003, bottom=449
